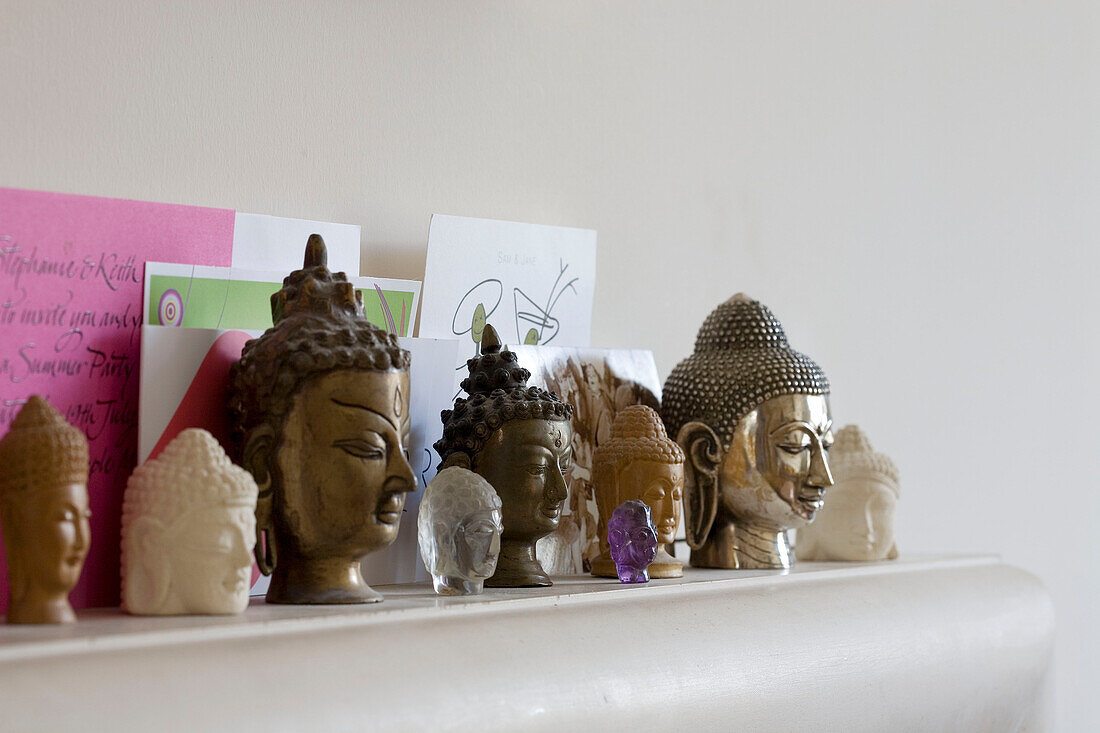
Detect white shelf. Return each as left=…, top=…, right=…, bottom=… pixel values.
left=0, top=555, right=1052, bottom=732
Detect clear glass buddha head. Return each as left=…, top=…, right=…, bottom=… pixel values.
left=229, top=235, right=415, bottom=604
left=417, top=466, right=503, bottom=595
left=662, top=294, right=834, bottom=569
left=796, top=425, right=899, bottom=562
left=435, top=324, right=574, bottom=587
left=607, top=500, right=658, bottom=584
left=0, top=396, right=90, bottom=624
left=121, top=429, right=258, bottom=615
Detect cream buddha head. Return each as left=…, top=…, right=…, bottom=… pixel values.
left=0, top=396, right=90, bottom=624
left=121, top=429, right=258, bottom=615
left=662, top=294, right=834, bottom=570
left=418, top=467, right=503, bottom=595
left=796, top=425, right=899, bottom=562
left=591, top=405, right=685, bottom=579
left=435, top=324, right=574, bottom=588
left=229, top=235, right=415, bottom=605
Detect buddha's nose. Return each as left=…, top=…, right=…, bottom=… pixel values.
left=546, top=465, right=568, bottom=503
left=385, top=449, right=417, bottom=493
left=806, top=443, right=834, bottom=488
left=73, top=513, right=90, bottom=553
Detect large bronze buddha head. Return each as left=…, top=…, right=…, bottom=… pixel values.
left=229, top=235, right=415, bottom=604
left=662, top=294, right=834, bottom=569
left=435, top=325, right=574, bottom=587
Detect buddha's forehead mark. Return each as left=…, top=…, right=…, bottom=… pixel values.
left=393, top=384, right=403, bottom=419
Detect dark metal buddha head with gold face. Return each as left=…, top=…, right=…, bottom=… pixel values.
left=662, top=294, right=834, bottom=570
left=435, top=324, right=574, bottom=587
left=229, top=235, right=414, bottom=604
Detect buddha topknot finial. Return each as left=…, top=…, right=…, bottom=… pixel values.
left=304, top=232, right=327, bottom=268
left=480, top=323, right=502, bottom=353
left=270, top=234, right=362, bottom=325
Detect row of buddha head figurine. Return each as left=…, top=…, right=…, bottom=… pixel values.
left=0, top=234, right=900, bottom=622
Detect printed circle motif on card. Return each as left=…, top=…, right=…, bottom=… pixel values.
left=158, top=289, right=184, bottom=327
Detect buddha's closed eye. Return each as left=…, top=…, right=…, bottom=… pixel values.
left=333, top=438, right=385, bottom=460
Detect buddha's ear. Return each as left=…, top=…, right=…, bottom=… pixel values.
left=242, top=425, right=275, bottom=492
left=243, top=425, right=277, bottom=575
left=887, top=542, right=898, bottom=560
left=123, top=517, right=169, bottom=614
left=676, top=421, right=721, bottom=551
left=254, top=491, right=277, bottom=576
left=439, top=452, right=472, bottom=471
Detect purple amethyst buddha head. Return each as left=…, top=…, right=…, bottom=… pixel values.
left=607, top=499, right=658, bottom=584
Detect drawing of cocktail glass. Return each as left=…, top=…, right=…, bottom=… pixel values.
left=451, top=279, right=503, bottom=359
left=512, top=259, right=578, bottom=346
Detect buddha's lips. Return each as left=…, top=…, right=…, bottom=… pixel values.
left=376, top=493, right=405, bottom=524
left=779, top=480, right=825, bottom=519
left=796, top=487, right=826, bottom=517
left=539, top=502, right=563, bottom=520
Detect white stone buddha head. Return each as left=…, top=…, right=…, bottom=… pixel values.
left=121, top=429, right=258, bottom=615
left=796, top=425, right=899, bottom=562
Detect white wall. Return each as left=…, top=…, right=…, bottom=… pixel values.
left=1, top=1, right=1095, bottom=728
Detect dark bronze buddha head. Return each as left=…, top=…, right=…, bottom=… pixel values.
left=435, top=324, right=574, bottom=587
left=229, top=235, right=415, bottom=604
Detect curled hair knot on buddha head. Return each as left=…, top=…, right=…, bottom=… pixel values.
left=122, top=429, right=257, bottom=529
left=435, top=324, right=573, bottom=468
left=594, top=405, right=684, bottom=476
left=0, top=396, right=88, bottom=500
left=830, top=425, right=900, bottom=493
left=228, top=235, right=411, bottom=460
left=661, top=293, right=830, bottom=450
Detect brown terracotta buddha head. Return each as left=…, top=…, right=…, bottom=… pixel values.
left=435, top=324, right=574, bottom=587
left=0, top=396, right=91, bottom=623
left=662, top=294, right=834, bottom=570
left=591, top=405, right=685, bottom=578
left=229, top=235, right=415, bottom=604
